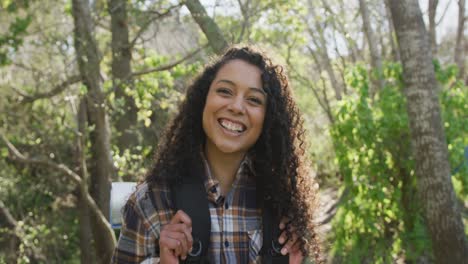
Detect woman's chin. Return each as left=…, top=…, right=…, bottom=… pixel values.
left=213, top=143, right=246, bottom=156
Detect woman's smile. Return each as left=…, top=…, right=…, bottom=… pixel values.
left=218, top=118, right=246, bottom=134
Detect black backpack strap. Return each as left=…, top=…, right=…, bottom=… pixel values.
left=171, top=173, right=211, bottom=263
left=261, top=206, right=289, bottom=264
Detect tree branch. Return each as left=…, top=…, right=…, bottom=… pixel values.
left=0, top=132, right=116, bottom=248
left=1, top=132, right=82, bottom=184
left=436, top=0, right=452, bottom=26
left=236, top=0, right=251, bottom=42
left=18, top=75, right=82, bottom=103
left=0, top=200, right=17, bottom=229
left=131, top=45, right=205, bottom=78
left=184, top=0, right=228, bottom=55
left=129, top=3, right=183, bottom=49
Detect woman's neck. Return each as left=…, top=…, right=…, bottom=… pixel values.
left=204, top=142, right=245, bottom=195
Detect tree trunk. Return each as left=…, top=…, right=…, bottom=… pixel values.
left=307, top=0, right=343, bottom=100
left=78, top=189, right=95, bottom=263
left=307, top=47, right=335, bottom=123
left=321, top=0, right=359, bottom=63
left=389, top=1, right=468, bottom=263
left=455, top=0, right=466, bottom=82
left=358, top=0, right=384, bottom=95
left=109, top=0, right=138, bottom=154
left=185, top=0, right=228, bottom=55
left=428, top=0, right=438, bottom=56
left=237, top=0, right=251, bottom=42
left=336, top=0, right=360, bottom=63
left=71, top=0, right=116, bottom=262
left=77, top=99, right=94, bottom=264
left=384, top=0, right=401, bottom=62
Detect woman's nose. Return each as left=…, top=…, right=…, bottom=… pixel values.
left=227, top=97, right=245, bottom=114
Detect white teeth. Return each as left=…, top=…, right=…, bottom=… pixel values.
left=220, top=119, right=244, bottom=132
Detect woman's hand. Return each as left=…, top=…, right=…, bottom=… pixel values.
left=159, top=210, right=193, bottom=264
left=278, top=217, right=305, bottom=264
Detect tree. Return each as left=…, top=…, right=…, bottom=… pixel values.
left=76, top=99, right=94, bottom=263
left=109, top=0, right=139, bottom=153
left=389, top=0, right=468, bottom=262
left=185, top=0, right=228, bottom=55
left=358, top=0, right=384, bottom=94
left=384, top=0, right=401, bottom=62
left=305, top=0, right=343, bottom=100
left=320, top=0, right=360, bottom=63
left=454, top=0, right=466, bottom=82
left=428, top=0, right=439, bottom=55
left=71, top=0, right=116, bottom=262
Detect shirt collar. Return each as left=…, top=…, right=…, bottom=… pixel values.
left=200, top=151, right=254, bottom=203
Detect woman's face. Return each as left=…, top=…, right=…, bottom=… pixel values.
left=202, top=59, right=267, bottom=156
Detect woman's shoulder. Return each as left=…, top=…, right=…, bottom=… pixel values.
left=130, top=181, right=171, bottom=209
left=126, top=181, right=174, bottom=225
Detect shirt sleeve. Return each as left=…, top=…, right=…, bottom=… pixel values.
left=111, top=196, right=160, bottom=264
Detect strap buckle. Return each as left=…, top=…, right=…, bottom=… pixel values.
left=188, top=239, right=203, bottom=257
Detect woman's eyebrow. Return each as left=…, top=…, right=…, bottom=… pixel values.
left=216, top=79, right=266, bottom=96
left=249, top=87, right=267, bottom=96
left=216, top=79, right=236, bottom=86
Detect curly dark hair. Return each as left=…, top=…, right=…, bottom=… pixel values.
left=146, top=45, right=321, bottom=262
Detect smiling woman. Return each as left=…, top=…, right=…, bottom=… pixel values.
left=111, top=46, right=322, bottom=264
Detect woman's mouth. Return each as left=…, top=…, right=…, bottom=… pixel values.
left=218, top=118, right=246, bottom=133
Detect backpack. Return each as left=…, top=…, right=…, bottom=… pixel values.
left=170, top=171, right=289, bottom=264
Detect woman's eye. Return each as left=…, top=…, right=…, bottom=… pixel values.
left=248, top=97, right=263, bottom=105
left=216, top=88, right=232, bottom=95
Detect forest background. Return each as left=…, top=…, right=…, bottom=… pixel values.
left=0, top=0, right=466, bottom=263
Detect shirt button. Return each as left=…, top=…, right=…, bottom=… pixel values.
left=224, top=240, right=229, bottom=247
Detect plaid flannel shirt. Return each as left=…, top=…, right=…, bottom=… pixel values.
left=111, top=156, right=263, bottom=263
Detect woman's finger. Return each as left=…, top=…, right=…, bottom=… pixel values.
left=168, top=231, right=190, bottom=256
left=159, top=233, right=182, bottom=251
left=159, top=247, right=178, bottom=264
left=171, top=210, right=192, bottom=228
left=163, top=223, right=193, bottom=256
left=279, top=216, right=291, bottom=230
left=157, top=210, right=195, bottom=259
left=277, top=225, right=295, bottom=244
left=281, top=232, right=299, bottom=255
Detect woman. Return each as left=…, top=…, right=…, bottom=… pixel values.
left=112, top=46, right=321, bottom=263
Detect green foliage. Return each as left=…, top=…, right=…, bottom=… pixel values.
left=107, top=51, right=203, bottom=180
left=0, top=1, right=32, bottom=65
left=1, top=0, right=30, bottom=12
left=0, top=94, right=80, bottom=263
left=437, top=65, right=468, bottom=197
left=330, top=62, right=467, bottom=262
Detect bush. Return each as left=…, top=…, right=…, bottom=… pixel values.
left=330, top=62, right=467, bottom=263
